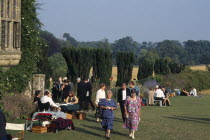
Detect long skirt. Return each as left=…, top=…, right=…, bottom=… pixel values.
left=124, top=112, right=140, bottom=131
left=102, top=119, right=114, bottom=130
left=95, top=107, right=102, bottom=118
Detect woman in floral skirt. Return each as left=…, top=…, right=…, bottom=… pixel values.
left=124, top=89, right=141, bottom=139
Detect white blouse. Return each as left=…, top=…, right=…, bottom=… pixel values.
left=95, top=89, right=106, bottom=105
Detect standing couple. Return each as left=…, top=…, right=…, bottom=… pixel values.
left=77, top=78, right=95, bottom=111
left=118, top=83, right=141, bottom=139
left=95, top=83, right=141, bottom=139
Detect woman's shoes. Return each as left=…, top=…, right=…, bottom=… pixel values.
left=129, top=133, right=132, bottom=137
left=104, top=136, right=110, bottom=139
left=96, top=118, right=100, bottom=123
left=129, top=134, right=135, bottom=139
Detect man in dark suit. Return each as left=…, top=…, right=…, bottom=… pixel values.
left=84, top=79, right=95, bottom=111
left=117, top=83, right=131, bottom=122
left=77, top=78, right=86, bottom=111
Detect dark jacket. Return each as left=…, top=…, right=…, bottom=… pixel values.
left=77, top=82, right=86, bottom=97
left=85, top=82, right=92, bottom=96
left=62, top=84, right=71, bottom=100
left=0, top=110, right=7, bottom=138
left=117, top=88, right=131, bottom=103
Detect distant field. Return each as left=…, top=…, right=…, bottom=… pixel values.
left=111, top=66, right=138, bottom=81
left=91, top=65, right=207, bottom=82
left=190, top=65, right=207, bottom=71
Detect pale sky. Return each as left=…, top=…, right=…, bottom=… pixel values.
left=38, top=0, right=210, bottom=42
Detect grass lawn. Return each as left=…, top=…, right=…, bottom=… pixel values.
left=8, top=95, right=210, bottom=140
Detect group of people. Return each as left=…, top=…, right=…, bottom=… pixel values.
left=33, top=78, right=141, bottom=139
left=181, top=88, right=197, bottom=96
left=95, top=81, right=141, bottom=139
left=51, top=77, right=73, bottom=102
left=148, top=85, right=171, bottom=106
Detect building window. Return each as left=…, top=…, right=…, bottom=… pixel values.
left=1, top=20, right=6, bottom=49
left=13, top=22, right=20, bottom=48
left=1, top=0, right=4, bottom=18
left=13, top=0, right=16, bottom=19
left=0, top=0, right=20, bottom=50
left=7, top=0, right=10, bottom=18
left=7, top=21, right=10, bottom=48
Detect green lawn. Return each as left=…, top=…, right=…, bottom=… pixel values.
left=8, top=95, right=210, bottom=140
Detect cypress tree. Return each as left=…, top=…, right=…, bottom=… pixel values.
left=92, top=48, right=112, bottom=86
left=137, top=59, right=154, bottom=80
left=62, top=47, right=93, bottom=83
left=116, top=52, right=134, bottom=86
left=154, top=58, right=170, bottom=75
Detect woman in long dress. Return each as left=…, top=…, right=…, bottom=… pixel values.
left=99, top=90, right=117, bottom=139
left=124, top=89, right=141, bottom=139
left=95, top=83, right=106, bottom=122
left=148, top=88, right=155, bottom=105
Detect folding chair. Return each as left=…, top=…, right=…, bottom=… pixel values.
left=6, top=123, right=25, bottom=140
left=25, top=119, right=38, bottom=131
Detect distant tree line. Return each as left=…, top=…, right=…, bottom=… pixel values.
left=41, top=31, right=210, bottom=66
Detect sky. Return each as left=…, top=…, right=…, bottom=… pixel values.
left=38, top=0, right=210, bottom=43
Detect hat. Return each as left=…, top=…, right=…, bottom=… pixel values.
left=130, top=89, right=137, bottom=94
left=156, top=85, right=159, bottom=88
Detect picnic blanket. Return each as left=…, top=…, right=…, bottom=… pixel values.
left=48, top=118, right=75, bottom=132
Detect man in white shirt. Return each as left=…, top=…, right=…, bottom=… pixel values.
left=154, top=86, right=165, bottom=106
left=41, top=90, right=61, bottom=111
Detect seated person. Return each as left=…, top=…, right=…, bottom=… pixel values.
left=190, top=88, right=197, bottom=96
left=181, top=88, right=190, bottom=96
left=64, top=91, right=79, bottom=114
left=34, top=90, right=42, bottom=111
left=65, top=91, right=78, bottom=104
left=154, top=86, right=165, bottom=105
left=161, top=87, right=171, bottom=106
left=34, top=90, right=41, bottom=105
left=40, top=90, right=61, bottom=111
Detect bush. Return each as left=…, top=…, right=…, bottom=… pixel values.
left=162, top=70, right=210, bottom=91
left=0, top=94, right=36, bottom=120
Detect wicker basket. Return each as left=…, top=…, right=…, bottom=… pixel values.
left=32, top=126, right=47, bottom=133
left=76, top=112, right=86, bottom=120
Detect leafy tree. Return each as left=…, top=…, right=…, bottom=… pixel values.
left=184, top=40, right=210, bottom=65
left=156, top=40, right=186, bottom=63
left=40, top=31, right=62, bottom=56
left=113, top=37, right=140, bottom=64
left=48, top=53, right=68, bottom=80
left=116, top=52, right=134, bottom=86
left=63, top=33, right=78, bottom=47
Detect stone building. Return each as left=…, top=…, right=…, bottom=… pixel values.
left=0, top=0, right=21, bottom=67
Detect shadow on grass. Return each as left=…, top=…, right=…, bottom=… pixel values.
left=75, top=127, right=102, bottom=138
left=83, top=125, right=127, bottom=137
left=163, top=116, right=210, bottom=124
